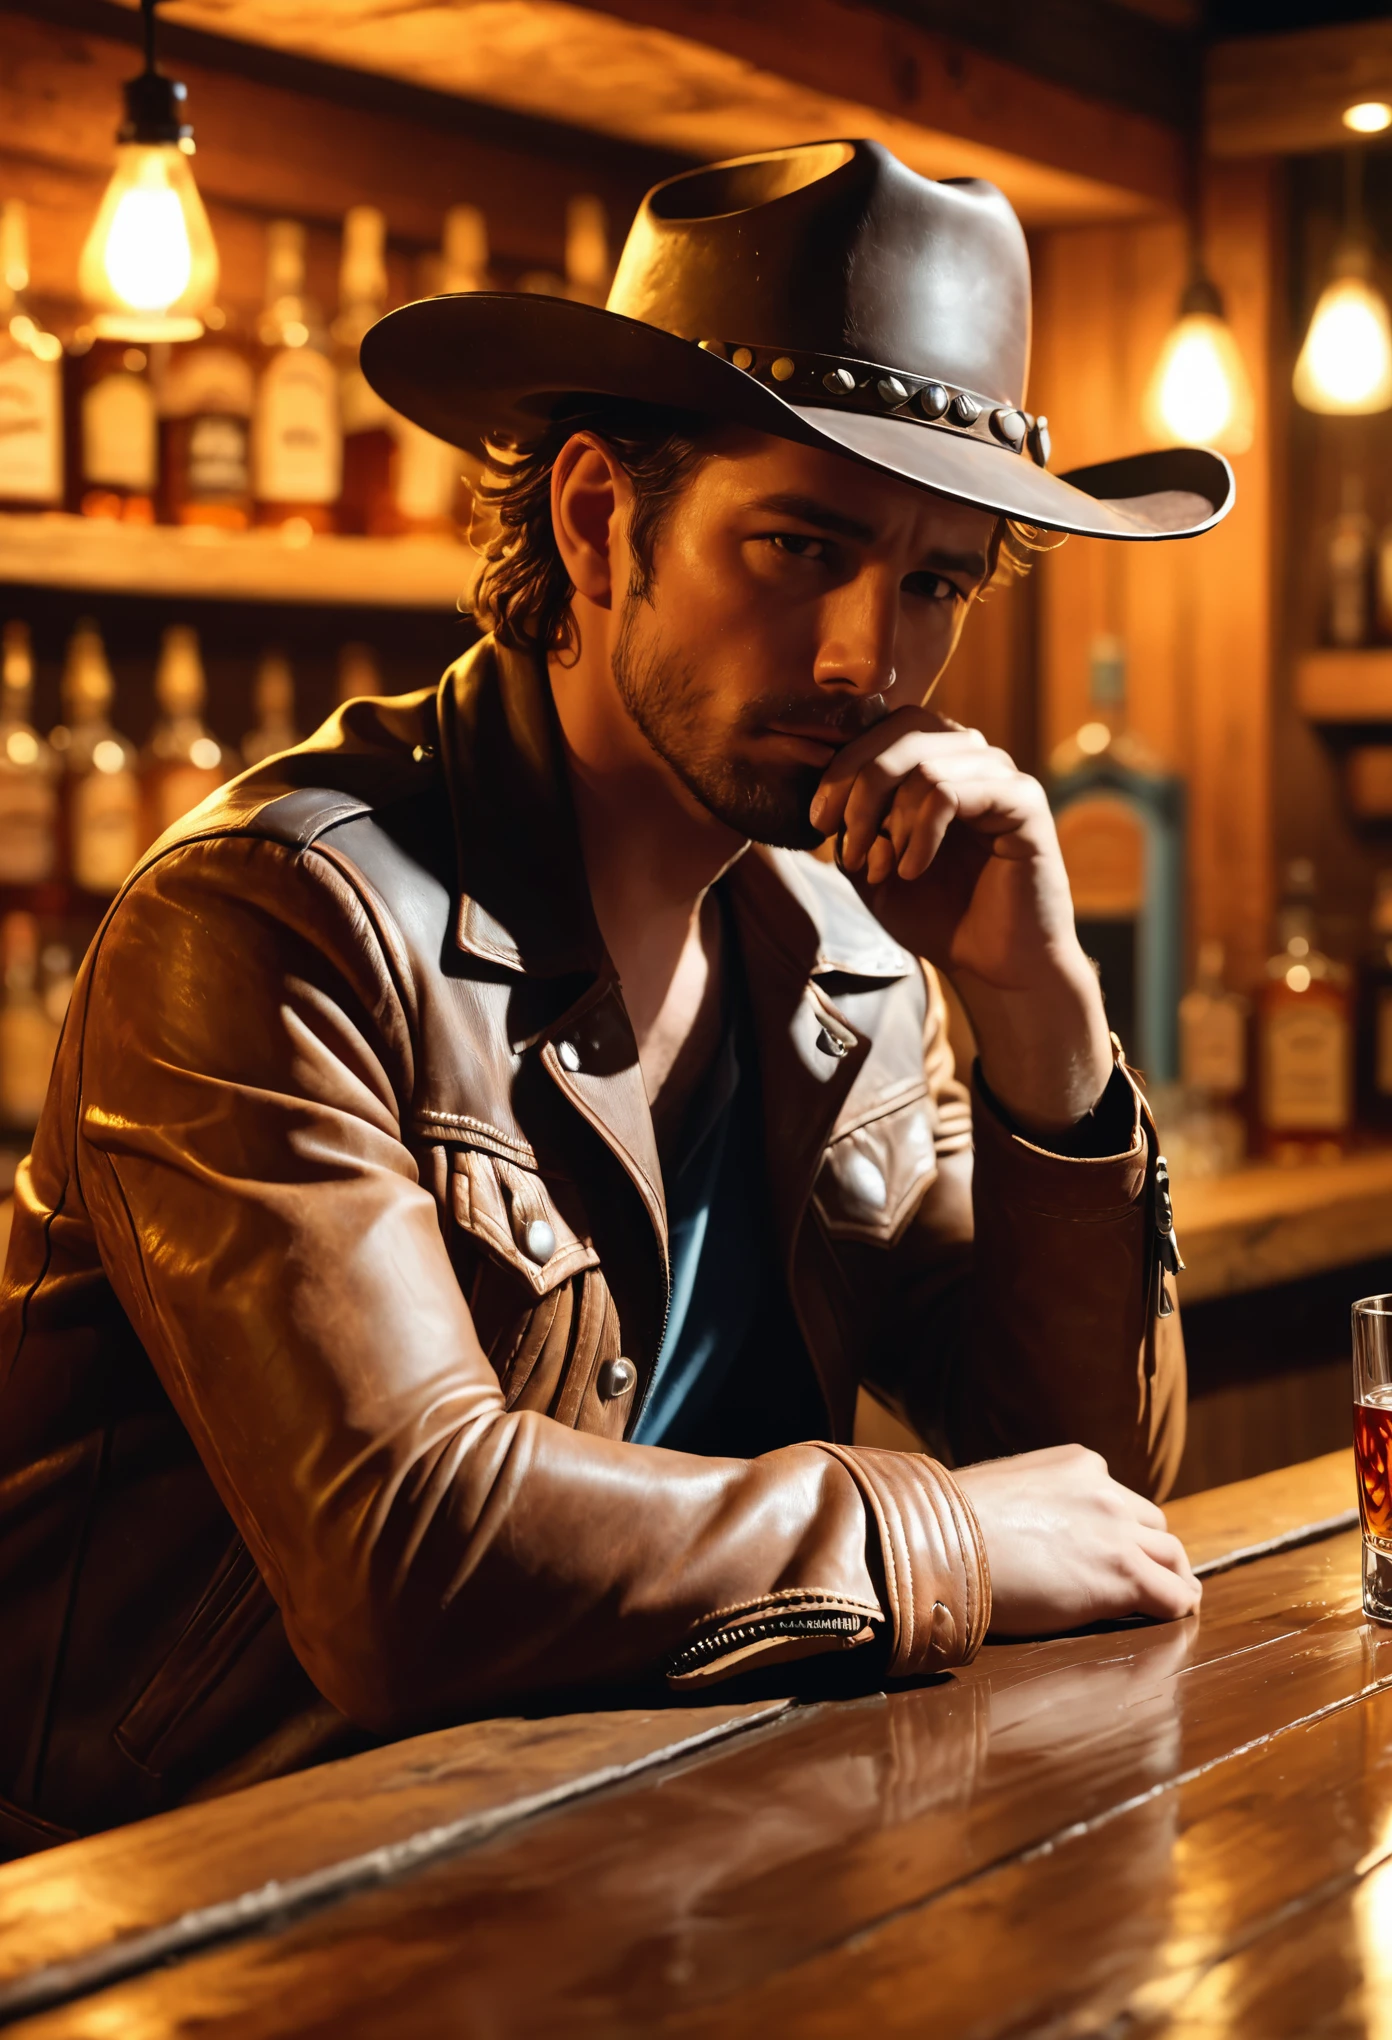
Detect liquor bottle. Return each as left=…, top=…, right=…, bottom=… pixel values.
left=1330, top=473, right=1373, bottom=649
left=1180, top=939, right=1249, bottom=1096
left=565, top=195, right=610, bottom=305
left=140, top=625, right=226, bottom=846
left=0, top=201, right=64, bottom=512
left=336, top=641, right=382, bottom=705
left=386, top=208, right=484, bottom=537
left=52, top=619, right=141, bottom=899
left=1256, top=858, right=1352, bottom=1164
left=0, top=621, right=57, bottom=896
left=158, top=310, right=255, bottom=530
left=0, top=910, right=59, bottom=1129
left=242, top=649, right=299, bottom=766
left=1360, top=871, right=1392, bottom=1129
left=1047, top=634, right=1185, bottom=1082
left=252, top=221, right=342, bottom=533
left=66, top=330, right=159, bottom=523
left=334, top=206, right=394, bottom=537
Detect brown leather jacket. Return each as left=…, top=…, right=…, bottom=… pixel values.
left=0, top=635, right=1184, bottom=1852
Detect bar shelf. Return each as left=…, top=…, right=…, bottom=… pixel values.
left=0, top=514, right=477, bottom=612
left=1295, top=649, right=1392, bottom=723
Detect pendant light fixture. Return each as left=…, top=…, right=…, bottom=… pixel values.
left=78, top=0, right=219, bottom=342
left=1143, top=149, right=1255, bottom=458
left=1293, top=150, right=1392, bottom=417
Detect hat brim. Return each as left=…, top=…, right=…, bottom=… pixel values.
left=362, top=293, right=1234, bottom=543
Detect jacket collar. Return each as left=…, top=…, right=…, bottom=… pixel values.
left=439, top=632, right=914, bottom=988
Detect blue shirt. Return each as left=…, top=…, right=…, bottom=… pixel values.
left=631, top=933, right=827, bottom=1457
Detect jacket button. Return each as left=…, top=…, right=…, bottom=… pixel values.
left=557, top=1040, right=582, bottom=1072
left=816, top=1026, right=850, bottom=1059
left=597, top=1357, right=637, bottom=1401
left=522, top=1218, right=556, bottom=1264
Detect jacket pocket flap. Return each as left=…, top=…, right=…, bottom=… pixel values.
left=449, top=1148, right=599, bottom=1297
left=813, top=1093, right=939, bottom=1245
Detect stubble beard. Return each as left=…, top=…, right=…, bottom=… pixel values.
left=610, top=591, right=828, bottom=851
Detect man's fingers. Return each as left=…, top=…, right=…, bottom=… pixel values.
left=812, top=721, right=991, bottom=839
left=1128, top=1547, right=1202, bottom=1621
left=1119, top=1488, right=1169, bottom=1533
left=1136, top=1525, right=1200, bottom=1587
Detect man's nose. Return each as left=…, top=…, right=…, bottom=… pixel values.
left=812, top=572, right=899, bottom=697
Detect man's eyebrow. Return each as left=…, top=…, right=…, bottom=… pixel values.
left=750, top=492, right=990, bottom=578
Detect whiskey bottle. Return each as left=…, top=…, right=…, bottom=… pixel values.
left=159, top=310, right=254, bottom=529
left=334, top=206, right=394, bottom=536
left=1330, top=473, right=1374, bottom=649
left=0, top=910, right=58, bottom=1130
left=336, top=640, right=382, bottom=705
left=67, top=330, right=158, bottom=523
left=386, top=208, right=484, bottom=537
left=0, top=201, right=64, bottom=512
left=242, top=648, right=299, bottom=766
left=0, top=621, right=57, bottom=896
left=140, top=625, right=226, bottom=846
left=1048, top=634, right=1185, bottom=1081
left=1257, top=857, right=1352, bottom=1164
left=1359, top=870, right=1392, bottom=1129
left=53, top=619, right=141, bottom=899
left=252, top=221, right=342, bottom=533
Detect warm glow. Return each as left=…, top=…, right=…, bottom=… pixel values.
left=1143, top=312, right=1255, bottom=454
left=1076, top=721, right=1111, bottom=756
left=1346, top=102, right=1392, bottom=134
left=1294, top=268, right=1392, bottom=414
left=78, top=143, right=218, bottom=342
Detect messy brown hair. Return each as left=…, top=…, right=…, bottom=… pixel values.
left=470, top=402, right=1057, bottom=658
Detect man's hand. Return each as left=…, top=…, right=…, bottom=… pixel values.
left=953, top=1444, right=1202, bottom=1635
left=808, top=707, right=1113, bottom=1134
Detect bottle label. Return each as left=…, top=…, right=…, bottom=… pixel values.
left=151, top=764, right=223, bottom=837
left=0, top=768, right=56, bottom=885
left=254, top=349, right=342, bottom=505
left=1181, top=998, right=1246, bottom=1094
left=0, top=348, right=63, bottom=504
left=1055, top=794, right=1145, bottom=916
left=187, top=414, right=251, bottom=499
left=1263, top=1001, right=1350, bottom=1131
left=1377, top=988, right=1392, bottom=1097
left=83, top=372, right=157, bottom=491
left=72, top=769, right=141, bottom=894
left=392, top=416, right=459, bottom=523
left=161, top=346, right=254, bottom=421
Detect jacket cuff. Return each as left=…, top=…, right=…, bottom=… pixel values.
left=972, top=1047, right=1152, bottom=1218
left=818, top=1444, right=991, bottom=1675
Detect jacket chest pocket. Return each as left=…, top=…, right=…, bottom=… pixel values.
left=443, top=1146, right=619, bottom=1424
left=813, top=1090, right=940, bottom=1247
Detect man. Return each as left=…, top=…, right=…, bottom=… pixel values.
left=0, top=141, right=1228, bottom=1851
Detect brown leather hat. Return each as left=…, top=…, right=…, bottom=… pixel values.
left=363, top=138, right=1233, bottom=542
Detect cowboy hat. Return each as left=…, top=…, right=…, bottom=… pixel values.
left=362, top=137, right=1233, bottom=543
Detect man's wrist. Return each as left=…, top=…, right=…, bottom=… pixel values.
left=953, top=946, right=1113, bottom=1135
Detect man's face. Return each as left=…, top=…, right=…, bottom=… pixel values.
left=609, top=427, right=999, bottom=850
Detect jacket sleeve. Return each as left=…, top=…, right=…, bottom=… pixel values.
left=861, top=966, right=1186, bottom=1501
left=74, top=835, right=989, bottom=1731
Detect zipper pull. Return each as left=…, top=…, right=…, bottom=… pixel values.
left=1152, top=1153, right=1183, bottom=1319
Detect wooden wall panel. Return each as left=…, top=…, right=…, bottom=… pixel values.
left=1028, top=158, right=1276, bottom=991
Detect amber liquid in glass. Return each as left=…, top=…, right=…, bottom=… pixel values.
left=1355, top=1387, right=1392, bottom=1541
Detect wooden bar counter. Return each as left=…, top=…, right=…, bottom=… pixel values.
left=0, top=1451, right=1384, bottom=2037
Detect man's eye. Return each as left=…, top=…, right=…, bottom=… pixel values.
left=903, top=571, right=961, bottom=602
left=767, top=533, right=828, bottom=561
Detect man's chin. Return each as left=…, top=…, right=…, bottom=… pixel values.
left=687, top=768, right=827, bottom=852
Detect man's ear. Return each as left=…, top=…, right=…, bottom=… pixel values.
left=551, top=433, right=627, bottom=613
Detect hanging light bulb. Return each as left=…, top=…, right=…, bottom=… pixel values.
left=1294, top=147, right=1392, bottom=417
left=1143, top=269, right=1255, bottom=455
left=1294, top=240, right=1392, bottom=414
left=77, top=0, right=218, bottom=342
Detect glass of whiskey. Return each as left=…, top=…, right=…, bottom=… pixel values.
left=1354, top=1296, right=1392, bottom=1622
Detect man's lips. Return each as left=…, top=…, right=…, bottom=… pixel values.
left=761, top=723, right=856, bottom=765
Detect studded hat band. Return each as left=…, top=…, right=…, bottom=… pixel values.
left=694, top=337, right=1051, bottom=468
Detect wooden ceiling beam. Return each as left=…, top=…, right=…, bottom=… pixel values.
left=1208, top=20, right=1392, bottom=159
